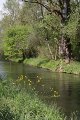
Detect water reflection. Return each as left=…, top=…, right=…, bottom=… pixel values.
left=0, top=61, right=80, bottom=116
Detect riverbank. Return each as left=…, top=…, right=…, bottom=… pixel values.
left=0, top=79, right=66, bottom=120
left=24, top=57, right=80, bottom=75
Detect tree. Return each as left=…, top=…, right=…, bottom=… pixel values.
left=22, top=0, right=71, bottom=21
left=3, top=0, right=20, bottom=25
left=19, top=2, right=39, bottom=25
left=0, top=0, right=21, bottom=38
left=22, top=0, right=72, bottom=62
left=3, top=25, right=33, bottom=60
left=0, top=0, right=80, bottom=62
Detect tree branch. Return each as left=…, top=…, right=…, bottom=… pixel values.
left=22, top=0, right=63, bottom=19
left=22, top=0, right=51, bottom=12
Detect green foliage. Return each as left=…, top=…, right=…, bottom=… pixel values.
left=3, top=0, right=20, bottom=26
left=63, top=7, right=80, bottom=59
left=3, top=25, right=33, bottom=59
left=64, top=11, right=79, bottom=41
left=33, top=14, right=61, bottom=59
left=0, top=79, right=66, bottom=120
left=35, top=14, right=61, bottom=42
left=0, top=0, right=80, bottom=60
left=0, top=106, right=17, bottom=120
left=19, top=2, right=37, bottom=25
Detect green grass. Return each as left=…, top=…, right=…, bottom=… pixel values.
left=24, top=57, right=60, bottom=71
left=23, top=57, right=49, bottom=67
left=10, top=58, right=23, bottom=62
left=62, top=61, right=80, bottom=74
left=24, top=58, right=80, bottom=75
left=0, top=79, right=66, bottom=120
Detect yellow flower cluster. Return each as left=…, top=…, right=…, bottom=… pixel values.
left=15, top=75, right=60, bottom=97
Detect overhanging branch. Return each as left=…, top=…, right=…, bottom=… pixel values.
left=22, top=0, right=51, bottom=12
left=22, top=0, right=63, bottom=19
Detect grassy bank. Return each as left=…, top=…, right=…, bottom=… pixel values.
left=0, top=79, right=66, bottom=120
left=24, top=57, right=80, bottom=75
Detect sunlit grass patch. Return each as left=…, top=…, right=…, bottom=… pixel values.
left=24, top=58, right=80, bottom=75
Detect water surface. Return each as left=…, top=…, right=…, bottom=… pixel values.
left=0, top=61, right=80, bottom=117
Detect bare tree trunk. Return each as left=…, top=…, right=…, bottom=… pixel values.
left=54, top=44, right=58, bottom=60
left=59, top=35, right=72, bottom=63
left=46, top=41, right=54, bottom=59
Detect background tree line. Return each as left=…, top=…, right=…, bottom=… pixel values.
left=0, top=0, right=80, bottom=62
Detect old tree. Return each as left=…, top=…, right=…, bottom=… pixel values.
left=22, top=0, right=80, bottom=62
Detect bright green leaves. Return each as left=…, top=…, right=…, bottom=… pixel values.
left=3, top=25, right=33, bottom=60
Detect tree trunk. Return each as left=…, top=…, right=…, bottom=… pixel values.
left=59, top=35, right=72, bottom=63
left=59, top=0, right=71, bottom=63
left=47, top=41, right=54, bottom=59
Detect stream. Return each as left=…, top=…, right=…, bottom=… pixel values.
left=0, top=61, right=80, bottom=117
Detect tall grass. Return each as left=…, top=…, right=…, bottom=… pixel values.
left=0, top=79, right=67, bottom=120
